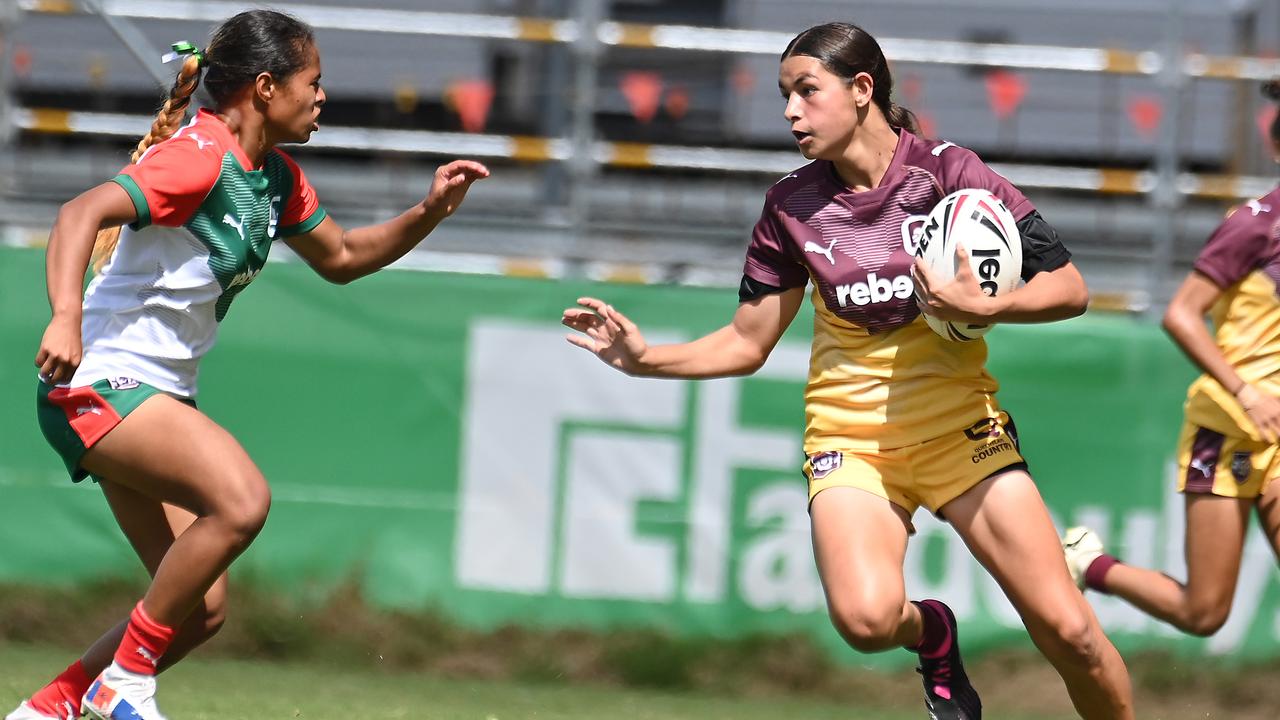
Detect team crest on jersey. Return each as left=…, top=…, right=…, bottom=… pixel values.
left=1231, top=451, right=1252, bottom=483
left=900, top=214, right=930, bottom=254
left=108, top=376, right=140, bottom=391
left=268, top=194, right=282, bottom=238
left=808, top=451, right=842, bottom=479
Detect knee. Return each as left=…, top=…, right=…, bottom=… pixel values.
left=217, top=474, right=271, bottom=547
left=1035, top=607, right=1101, bottom=666
left=828, top=599, right=904, bottom=653
left=1182, top=606, right=1230, bottom=637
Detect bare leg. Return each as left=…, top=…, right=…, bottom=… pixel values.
left=1252, top=479, right=1280, bottom=568
left=78, top=481, right=229, bottom=675
left=1097, top=494, right=1248, bottom=636
left=945, top=471, right=1134, bottom=720
left=809, top=487, right=920, bottom=652
left=79, top=395, right=270, bottom=629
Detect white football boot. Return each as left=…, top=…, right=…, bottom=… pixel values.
left=1061, top=526, right=1106, bottom=591
left=81, top=663, right=166, bottom=720
left=4, top=700, right=77, bottom=720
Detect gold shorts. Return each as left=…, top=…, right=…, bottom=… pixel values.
left=804, top=412, right=1027, bottom=516
left=1176, top=422, right=1279, bottom=499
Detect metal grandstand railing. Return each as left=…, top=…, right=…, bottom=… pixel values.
left=10, top=0, right=1280, bottom=310
left=13, top=107, right=1280, bottom=202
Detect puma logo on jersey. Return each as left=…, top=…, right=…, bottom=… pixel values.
left=75, top=404, right=102, bottom=417
left=804, top=238, right=838, bottom=266
left=188, top=132, right=214, bottom=150
left=1189, top=457, right=1214, bottom=478
left=223, top=213, right=246, bottom=242
left=1246, top=199, right=1272, bottom=216
left=931, top=141, right=956, bottom=157
left=835, top=273, right=914, bottom=307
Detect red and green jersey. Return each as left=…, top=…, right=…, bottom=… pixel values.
left=73, top=109, right=326, bottom=397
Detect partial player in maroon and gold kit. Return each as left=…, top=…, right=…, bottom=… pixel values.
left=564, top=22, right=1133, bottom=720
left=1063, top=79, right=1280, bottom=643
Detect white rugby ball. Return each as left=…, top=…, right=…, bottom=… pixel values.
left=915, top=189, right=1023, bottom=341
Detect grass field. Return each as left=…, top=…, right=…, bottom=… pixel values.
left=0, top=643, right=1081, bottom=720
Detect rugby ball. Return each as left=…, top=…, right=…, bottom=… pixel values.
left=915, top=189, right=1023, bottom=341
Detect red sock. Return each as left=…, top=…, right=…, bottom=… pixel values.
left=29, top=659, right=92, bottom=719
left=113, top=602, right=176, bottom=676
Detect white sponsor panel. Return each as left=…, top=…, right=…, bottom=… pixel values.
left=455, top=320, right=685, bottom=594
left=561, top=432, right=681, bottom=601
left=455, top=319, right=1280, bottom=648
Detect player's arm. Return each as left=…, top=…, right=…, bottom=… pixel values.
left=561, top=286, right=805, bottom=378
left=1164, top=271, right=1280, bottom=442
left=913, top=250, right=1087, bottom=324
left=36, top=182, right=139, bottom=384
left=286, top=160, right=489, bottom=284
left=913, top=210, right=1087, bottom=324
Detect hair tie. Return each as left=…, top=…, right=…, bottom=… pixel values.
left=162, top=41, right=205, bottom=67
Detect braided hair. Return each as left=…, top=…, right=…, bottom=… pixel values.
left=90, top=53, right=202, bottom=272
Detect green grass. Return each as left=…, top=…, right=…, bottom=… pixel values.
left=0, top=643, right=1076, bottom=720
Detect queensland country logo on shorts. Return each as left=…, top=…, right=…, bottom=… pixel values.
left=108, top=376, right=140, bottom=391
left=808, top=451, right=843, bottom=480
left=963, top=417, right=1003, bottom=442
left=965, top=418, right=1017, bottom=464
left=1231, top=451, right=1252, bottom=483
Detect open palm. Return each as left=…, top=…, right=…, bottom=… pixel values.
left=561, top=297, right=648, bottom=373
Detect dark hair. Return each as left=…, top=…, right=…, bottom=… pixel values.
left=1263, top=79, right=1280, bottom=143
left=203, top=10, right=316, bottom=106
left=91, top=10, right=316, bottom=271
left=782, top=22, right=918, bottom=135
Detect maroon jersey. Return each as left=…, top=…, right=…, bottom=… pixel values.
left=743, top=131, right=1039, bottom=450
left=1185, top=189, right=1280, bottom=440
left=745, top=130, right=1034, bottom=333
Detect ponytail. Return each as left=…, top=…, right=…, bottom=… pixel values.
left=884, top=101, right=919, bottom=136
left=91, top=52, right=204, bottom=273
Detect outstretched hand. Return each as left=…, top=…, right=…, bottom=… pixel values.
left=912, top=245, right=998, bottom=323
left=561, top=297, right=649, bottom=374
left=424, top=160, right=490, bottom=219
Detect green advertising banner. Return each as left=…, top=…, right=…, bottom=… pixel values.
left=2, top=246, right=1275, bottom=665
